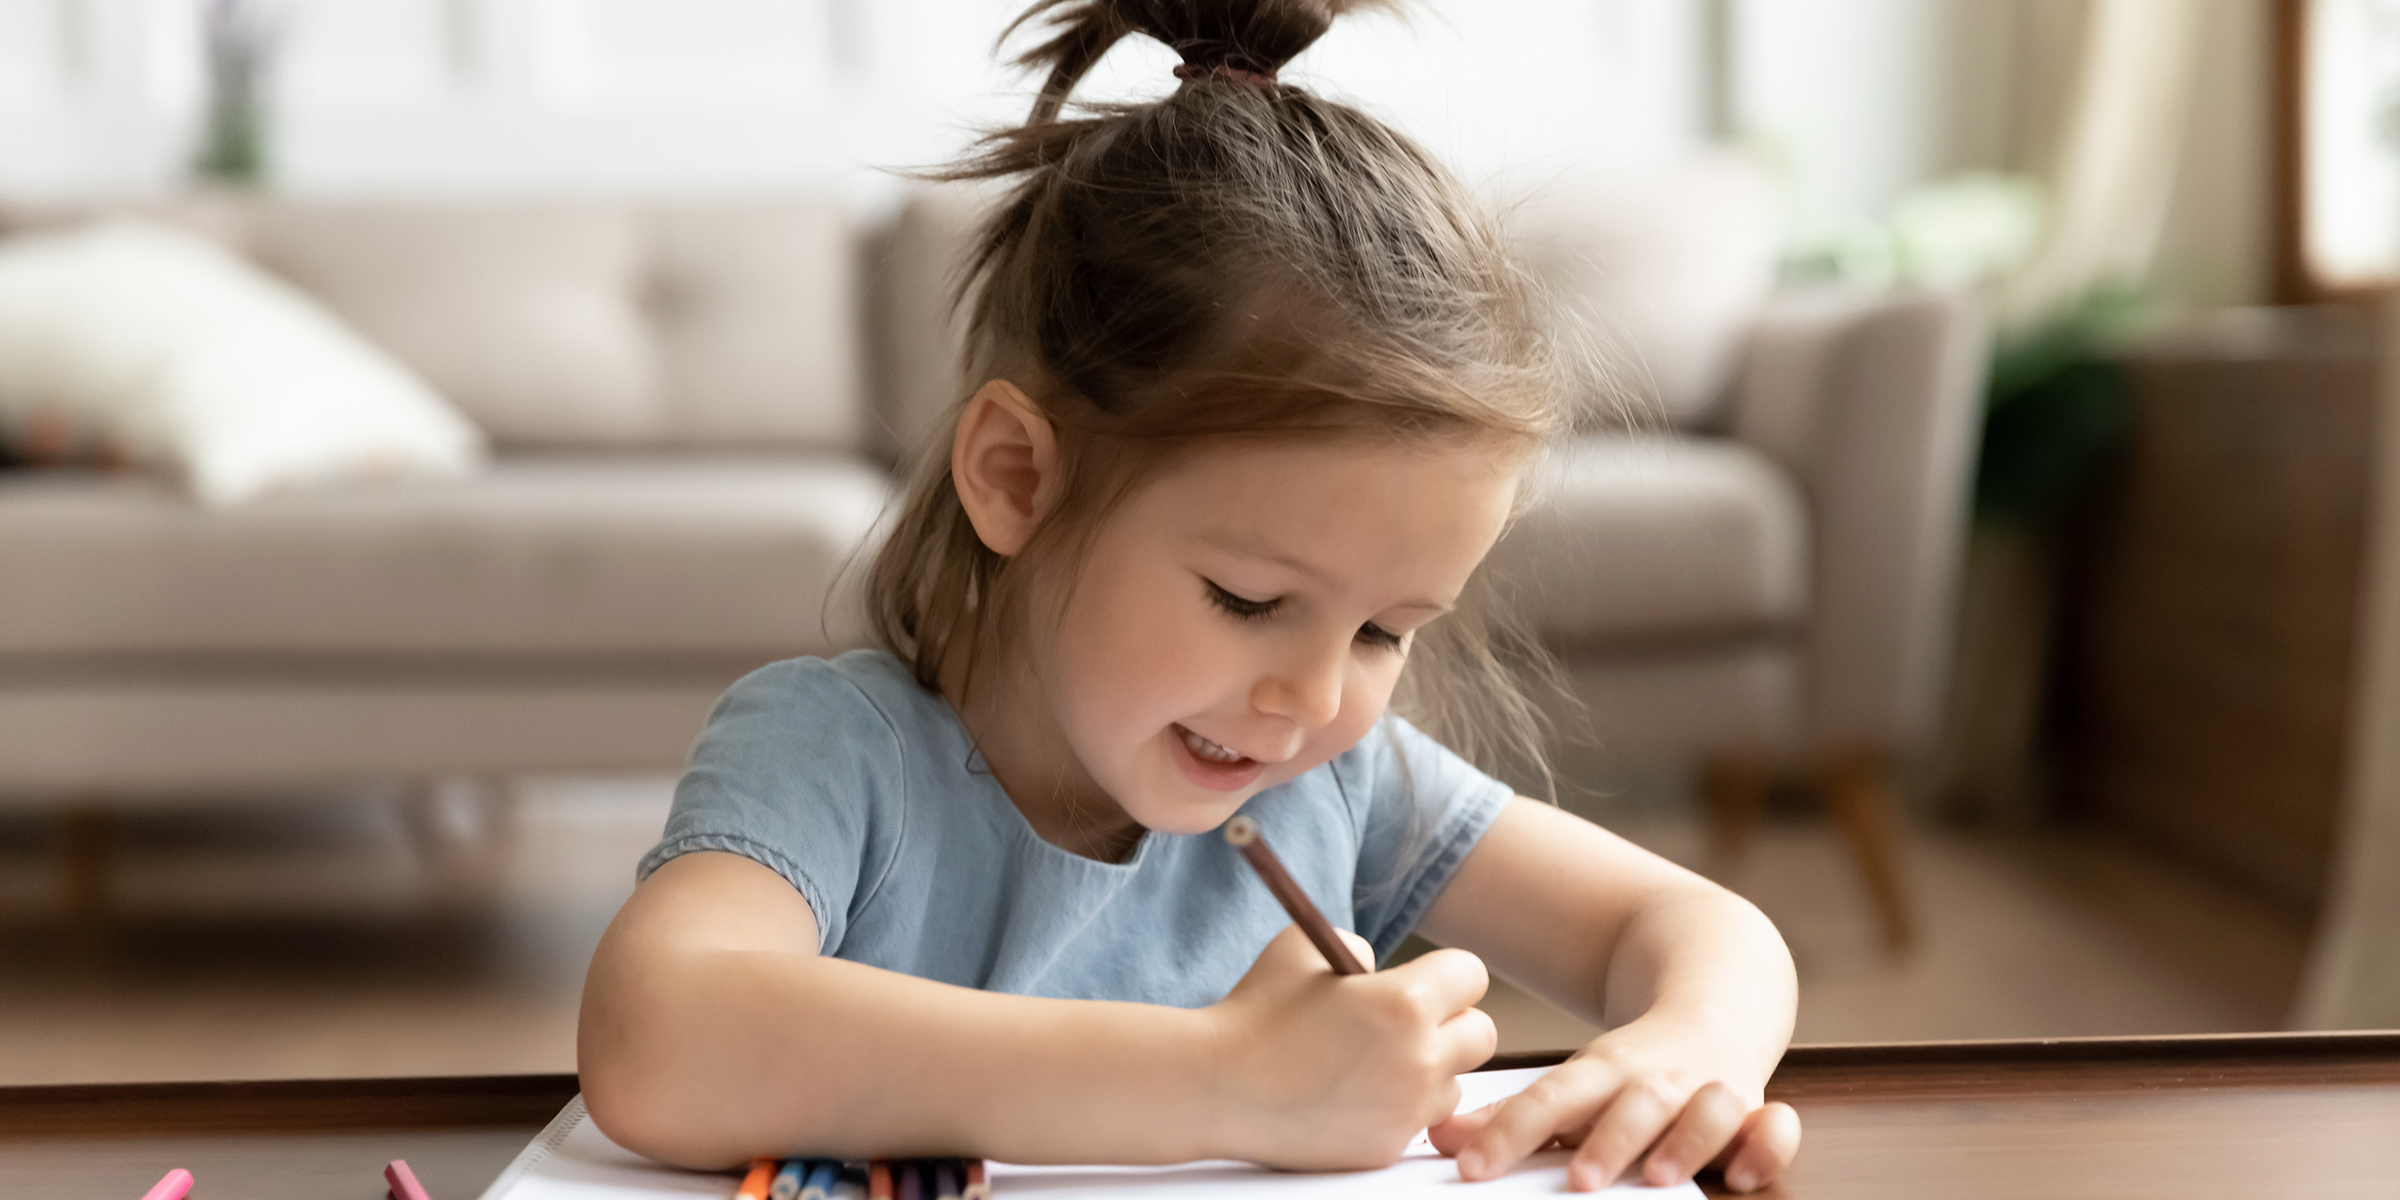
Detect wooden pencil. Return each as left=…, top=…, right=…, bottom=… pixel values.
left=735, top=1159, right=778, bottom=1200
left=868, top=1160, right=894, bottom=1200
left=932, top=1158, right=962, bottom=1200
left=962, top=1159, right=990, bottom=1200
left=1223, top=816, right=1366, bottom=974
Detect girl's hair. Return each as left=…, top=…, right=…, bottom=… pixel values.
left=865, top=0, right=1573, bottom=785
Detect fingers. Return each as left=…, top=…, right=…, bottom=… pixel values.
left=1565, top=1074, right=1685, bottom=1191
left=1390, top=947, right=1489, bottom=1018
left=1455, top=1057, right=1617, bottom=1182
left=1334, top=928, right=1377, bottom=973
left=1633, top=1081, right=1748, bottom=1188
left=1433, top=1005, right=1499, bottom=1077
left=1711, top=1101, right=1802, bottom=1193
left=1425, top=1101, right=1499, bottom=1156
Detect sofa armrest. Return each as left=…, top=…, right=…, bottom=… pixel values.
left=1728, top=288, right=1988, bottom=755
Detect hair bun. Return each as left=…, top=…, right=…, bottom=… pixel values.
left=1009, top=0, right=1388, bottom=120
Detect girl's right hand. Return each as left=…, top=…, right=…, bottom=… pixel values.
left=1201, top=925, right=1497, bottom=1171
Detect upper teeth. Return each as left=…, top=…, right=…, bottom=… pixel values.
left=1180, top=726, right=1244, bottom=763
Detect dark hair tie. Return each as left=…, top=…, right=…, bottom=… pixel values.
left=1173, top=61, right=1279, bottom=91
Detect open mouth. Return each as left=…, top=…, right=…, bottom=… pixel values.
left=1170, top=723, right=1265, bottom=792
left=1177, top=724, right=1250, bottom=765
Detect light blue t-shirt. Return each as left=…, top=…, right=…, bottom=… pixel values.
left=638, top=649, right=1514, bottom=1009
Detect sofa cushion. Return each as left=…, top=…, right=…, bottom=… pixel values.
left=1487, top=436, right=1808, bottom=644
left=251, top=203, right=663, bottom=444
left=3, top=197, right=866, bottom=451
left=0, top=456, right=892, bottom=658
left=1508, top=153, right=1779, bottom=429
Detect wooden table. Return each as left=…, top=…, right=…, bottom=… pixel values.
left=5, top=1033, right=2395, bottom=1199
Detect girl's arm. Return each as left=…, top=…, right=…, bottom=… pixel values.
left=578, top=850, right=1496, bottom=1171
left=1414, top=798, right=1802, bottom=1194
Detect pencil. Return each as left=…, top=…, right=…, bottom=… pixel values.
left=897, top=1160, right=925, bottom=1200
left=771, top=1159, right=806, bottom=1200
left=736, top=1158, right=778, bottom=1200
left=798, top=1159, right=842, bottom=1200
left=1223, top=815, right=1366, bottom=974
left=868, top=1160, right=894, bottom=1200
left=140, top=1169, right=194, bottom=1200
left=962, top=1159, right=990, bottom=1200
left=932, top=1158, right=962, bottom=1200
left=385, top=1159, right=434, bottom=1200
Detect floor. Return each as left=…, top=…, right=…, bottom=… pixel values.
left=0, top=775, right=2316, bottom=1086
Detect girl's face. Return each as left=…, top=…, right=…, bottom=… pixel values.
left=1020, top=437, right=1521, bottom=839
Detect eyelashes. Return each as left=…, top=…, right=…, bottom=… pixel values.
left=1203, top=579, right=1406, bottom=652
left=1204, top=579, right=1278, bottom=621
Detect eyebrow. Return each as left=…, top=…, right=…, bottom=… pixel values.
left=1195, top=533, right=1455, bottom=615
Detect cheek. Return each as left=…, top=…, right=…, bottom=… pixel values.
left=1051, top=552, right=1235, bottom=731
left=1300, top=654, right=1407, bottom=763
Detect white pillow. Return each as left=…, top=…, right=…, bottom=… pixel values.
left=0, top=219, right=487, bottom=505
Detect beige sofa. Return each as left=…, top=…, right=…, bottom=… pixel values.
left=0, top=161, right=1984, bottom=939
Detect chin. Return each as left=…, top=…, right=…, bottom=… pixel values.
left=1120, top=776, right=1253, bottom=837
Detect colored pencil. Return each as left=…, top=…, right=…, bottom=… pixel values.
left=868, top=1160, right=895, bottom=1200
left=932, top=1159, right=962, bottom=1200
left=771, top=1159, right=806, bottom=1200
left=897, top=1160, right=925, bottom=1200
left=962, top=1158, right=990, bottom=1200
left=736, top=1158, right=778, bottom=1200
left=140, top=1169, right=194, bottom=1200
left=799, top=1159, right=843, bottom=1200
left=385, top=1159, right=434, bottom=1200
left=1223, top=816, right=1365, bottom=974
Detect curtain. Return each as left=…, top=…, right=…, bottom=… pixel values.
left=1994, top=0, right=2209, bottom=331
left=2295, top=299, right=2400, bottom=1030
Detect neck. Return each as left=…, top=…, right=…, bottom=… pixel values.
left=938, top=626, right=1145, bottom=863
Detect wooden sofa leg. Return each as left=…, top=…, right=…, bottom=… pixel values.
left=1818, top=750, right=1918, bottom=951
left=1703, top=754, right=1769, bottom=864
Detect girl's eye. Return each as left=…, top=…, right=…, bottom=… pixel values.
left=1204, top=579, right=1279, bottom=621
left=1356, top=622, right=1404, bottom=652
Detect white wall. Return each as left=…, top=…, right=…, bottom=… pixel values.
left=1727, top=0, right=2020, bottom=229
left=0, top=0, right=1710, bottom=203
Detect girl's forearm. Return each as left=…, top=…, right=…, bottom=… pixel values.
left=580, top=945, right=1222, bottom=1169
left=1595, top=886, right=1796, bottom=1081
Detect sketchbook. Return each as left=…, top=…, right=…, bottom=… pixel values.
left=476, top=1067, right=1702, bottom=1200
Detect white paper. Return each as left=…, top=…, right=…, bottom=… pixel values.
left=481, top=1068, right=1699, bottom=1200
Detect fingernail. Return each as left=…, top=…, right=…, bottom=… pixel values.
left=1728, top=1167, right=1758, bottom=1192
left=1647, top=1157, right=1680, bottom=1184
left=1456, top=1150, right=1482, bottom=1177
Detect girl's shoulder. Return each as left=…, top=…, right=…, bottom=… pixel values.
left=716, top=648, right=954, bottom=741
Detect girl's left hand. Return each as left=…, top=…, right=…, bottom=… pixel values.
left=1425, top=1017, right=1801, bottom=1193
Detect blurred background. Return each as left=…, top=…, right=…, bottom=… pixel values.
left=3, top=0, right=2398, bottom=1086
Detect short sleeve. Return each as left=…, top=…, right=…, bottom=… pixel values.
left=637, top=659, right=908, bottom=954
left=1342, top=715, right=1515, bottom=961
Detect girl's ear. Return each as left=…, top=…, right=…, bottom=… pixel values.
left=952, top=379, right=1059, bottom=557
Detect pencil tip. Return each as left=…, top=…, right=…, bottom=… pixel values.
left=1223, top=815, right=1257, bottom=846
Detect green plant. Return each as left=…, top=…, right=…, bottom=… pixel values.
left=1973, top=285, right=2149, bottom=521
left=194, top=0, right=280, bottom=186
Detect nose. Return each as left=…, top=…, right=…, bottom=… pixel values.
left=1251, top=636, right=1345, bottom=733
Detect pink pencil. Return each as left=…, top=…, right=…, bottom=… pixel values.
left=385, top=1159, right=434, bottom=1200
left=140, top=1169, right=193, bottom=1200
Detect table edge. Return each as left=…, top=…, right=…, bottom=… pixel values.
left=9, top=1031, right=2396, bottom=1137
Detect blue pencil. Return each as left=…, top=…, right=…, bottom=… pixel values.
left=771, top=1160, right=807, bottom=1200
left=799, top=1159, right=843, bottom=1200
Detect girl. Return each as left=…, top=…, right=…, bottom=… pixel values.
left=579, top=0, right=1802, bottom=1192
